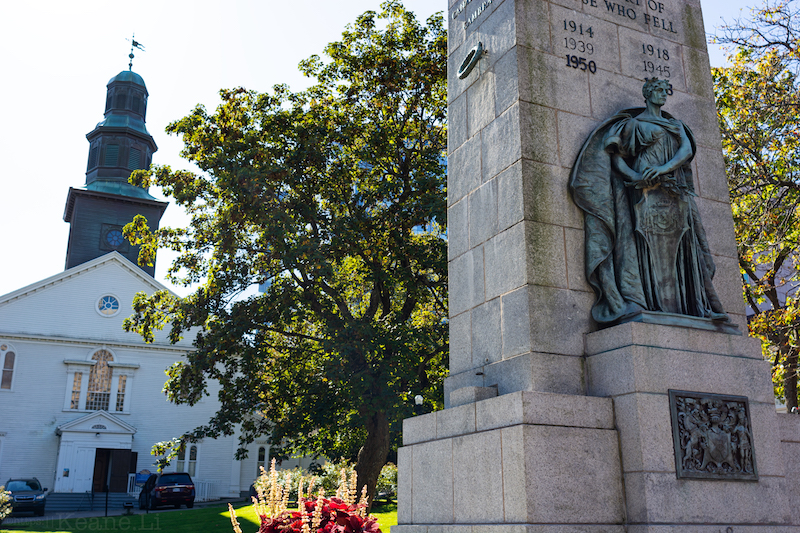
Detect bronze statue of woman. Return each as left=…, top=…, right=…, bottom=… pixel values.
left=570, top=78, right=729, bottom=326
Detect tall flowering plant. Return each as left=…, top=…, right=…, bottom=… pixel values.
left=0, top=485, right=12, bottom=524
left=230, top=460, right=381, bottom=533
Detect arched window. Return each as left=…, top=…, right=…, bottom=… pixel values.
left=176, top=445, right=198, bottom=477
left=1, top=343, right=15, bottom=390
left=85, top=350, right=113, bottom=410
left=256, top=447, right=267, bottom=476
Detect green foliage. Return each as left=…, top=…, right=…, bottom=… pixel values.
left=123, top=0, right=447, bottom=500
left=713, top=0, right=800, bottom=406
left=0, top=485, right=11, bottom=522
left=375, top=462, right=397, bottom=500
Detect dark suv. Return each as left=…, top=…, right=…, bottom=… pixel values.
left=138, top=472, right=195, bottom=510
left=5, top=478, right=47, bottom=516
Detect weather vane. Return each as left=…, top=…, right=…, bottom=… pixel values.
left=126, top=34, right=145, bottom=70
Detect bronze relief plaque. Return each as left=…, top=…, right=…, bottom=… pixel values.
left=669, top=390, right=757, bottom=481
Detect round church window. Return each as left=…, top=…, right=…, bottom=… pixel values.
left=106, top=229, right=124, bottom=247
left=97, top=295, right=120, bottom=316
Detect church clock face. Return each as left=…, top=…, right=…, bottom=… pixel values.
left=106, top=229, right=124, bottom=247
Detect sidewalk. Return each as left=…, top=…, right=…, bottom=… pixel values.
left=1, top=498, right=245, bottom=527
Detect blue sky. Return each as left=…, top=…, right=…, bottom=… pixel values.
left=0, top=0, right=758, bottom=297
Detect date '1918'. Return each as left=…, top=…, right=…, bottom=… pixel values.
left=566, top=55, right=597, bottom=74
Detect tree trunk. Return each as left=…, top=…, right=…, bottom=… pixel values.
left=785, top=347, right=799, bottom=412
left=354, top=410, right=390, bottom=510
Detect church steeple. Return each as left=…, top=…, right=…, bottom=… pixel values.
left=63, top=70, right=167, bottom=276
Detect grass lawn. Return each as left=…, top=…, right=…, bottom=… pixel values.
left=1, top=501, right=398, bottom=533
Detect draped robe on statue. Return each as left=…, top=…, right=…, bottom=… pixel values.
left=569, top=108, right=727, bottom=325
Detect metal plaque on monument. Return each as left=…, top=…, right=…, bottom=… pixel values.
left=394, top=0, right=800, bottom=531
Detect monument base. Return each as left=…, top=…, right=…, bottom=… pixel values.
left=395, top=323, right=800, bottom=531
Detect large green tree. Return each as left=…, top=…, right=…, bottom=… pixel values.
left=713, top=0, right=800, bottom=408
left=123, top=1, right=447, bottom=502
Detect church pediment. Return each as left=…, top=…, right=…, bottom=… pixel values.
left=56, top=410, right=137, bottom=436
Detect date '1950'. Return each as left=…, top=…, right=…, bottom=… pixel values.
left=565, top=55, right=597, bottom=74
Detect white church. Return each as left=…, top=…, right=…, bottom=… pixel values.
left=0, top=69, right=278, bottom=510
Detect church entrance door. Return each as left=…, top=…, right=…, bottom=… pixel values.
left=91, top=448, right=136, bottom=492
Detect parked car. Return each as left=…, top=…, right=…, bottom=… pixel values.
left=4, top=478, right=47, bottom=516
left=138, top=472, right=195, bottom=510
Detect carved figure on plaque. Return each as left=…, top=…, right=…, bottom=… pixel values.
left=669, top=390, right=757, bottom=480
left=570, top=78, right=730, bottom=326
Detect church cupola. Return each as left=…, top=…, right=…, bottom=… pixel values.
left=63, top=68, right=167, bottom=276
left=85, top=71, right=157, bottom=189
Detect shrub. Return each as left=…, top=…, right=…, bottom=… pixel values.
left=375, top=463, right=397, bottom=501
left=0, top=485, right=11, bottom=523
left=232, top=459, right=381, bottom=533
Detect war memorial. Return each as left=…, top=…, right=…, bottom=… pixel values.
left=394, top=0, right=800, bottom=530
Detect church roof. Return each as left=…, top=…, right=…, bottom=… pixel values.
left=108, top=70, right=147, bottom=90
left=0, top=251, right=169, bottom=306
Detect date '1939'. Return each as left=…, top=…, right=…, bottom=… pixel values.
left=565, top=55, right=597, bottom=74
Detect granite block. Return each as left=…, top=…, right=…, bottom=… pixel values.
left=466, top=0, right=514, bottom=65
left=444, top=368, right=486, bottom=410
left=447, top=198, right=469, bottom=261
left=584, top=321, right=762, bottom=358
left=682, top=44, right=714, bottom=99
left=476, top=390, right=615, bottom=432
left=663, top=90, right=721, bottom=150
left=411, top=439, right=454, bottom=523
left=448, top=246, right=485, bottom=317
left=711, top=253, right=748, bottom=317
left=397, top=446, right=413, bottom=524
left=528, top=284, right=594, bottom=356
left=618, top=25, right=686, bottom=92
left=676, top=0, right=707, bottom=52
left=484, top=222, right=527, bottom=300
left=627, top=527, right=800, bottom=533
left=500, top=425, right=526, bottom=522
left=493, top=47, right=520, bottom=116
left=403, top=412, right=437, bottom=445
left=588, top=67, right=647, bottom=121
left=556, top=111, right=601, bottom=172
left=587, top=344, right=776, bottom=402
left=523, top=160, right=584, bottom=229
left=515, top=0, right=551, bottom=53
left=517, top=43, right=591, bottom=111
left=519, top=101, right=559, bottom=166
left=693, top=145, right=731, bottom=205
left=448, top=310, right=472, bottom=375
left=469, top=179, right=498, bottom=247
left=748, top=400, right=786, bottom=477
left=522, top=424, right=625, bottom=524
left=524, top=221, right=568, bottom=289
left=548, top=3, right=622, bottom=75
left=565, top=227, right=592, bottom=293
left=448, top=92, right=468, bottom=155
left=623, top=471, right=792, bottom=525
left=436, top=402, right=477, bottom=439
left=612, top=392, right=680, bottom=474
left=779, top=412, right=800, bottom=443
left=496, top=160, right=524, bottom=232
left=483, top=351, right=585, bottom=396
left=501, top=285, right=532, bottom=358
left=448, top=134, right=482, bottom=207
left=471, top=298, right=502, bottom=365
left=449, top=385, right=498, bottom=408
left=693, top=197, right=738, bottom=259
left=482, top=103, right=522, bottom=182
left=467, top=70, right=497, bottom=138
left=453, top=431, right=504, bottom=523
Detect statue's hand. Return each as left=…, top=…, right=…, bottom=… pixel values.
left=641, top=166, right=664, bottom=181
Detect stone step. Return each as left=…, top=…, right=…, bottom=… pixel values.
left=46, top=492, right=137, bottom=512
